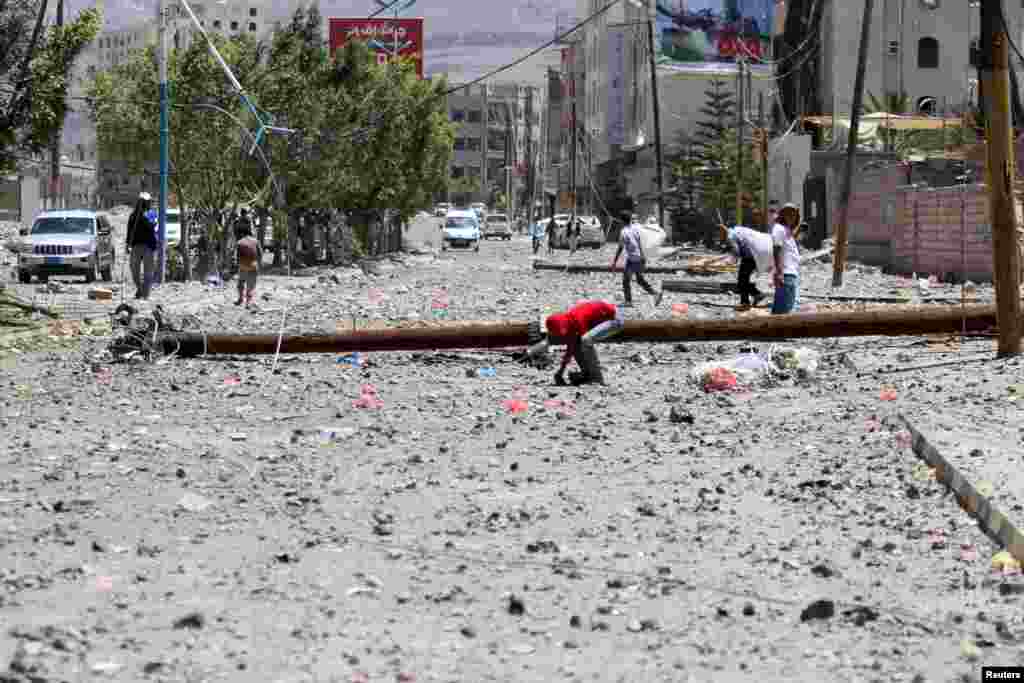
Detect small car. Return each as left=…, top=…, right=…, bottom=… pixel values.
left=482, top=212, right=512, bottom=240
left=17, top=209, right=115, bottom=284
left=576, top=215, right=605, bottom=248
left=434, top=203, right=451, bottom=217
left=441, top=210, right=481, bottom=251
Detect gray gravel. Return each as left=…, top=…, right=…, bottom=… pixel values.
left=0, top=216, right=1021, bottom=682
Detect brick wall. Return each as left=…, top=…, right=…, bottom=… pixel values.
left=889, top=186, right=993, bottom=282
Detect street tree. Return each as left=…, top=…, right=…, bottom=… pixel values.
left=0, top=0, right=100, bottom=172
left=88, top=34, right=264, bottom=280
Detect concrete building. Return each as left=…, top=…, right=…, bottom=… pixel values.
left=443, top=81, right=545, bottom=217
left=820, top=0, right=1024, bottom=117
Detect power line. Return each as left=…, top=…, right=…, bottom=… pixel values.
left=441, top=0, right=630, bottom=97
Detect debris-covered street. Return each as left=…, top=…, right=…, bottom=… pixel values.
left=1, top=215, right=1023, bottom=682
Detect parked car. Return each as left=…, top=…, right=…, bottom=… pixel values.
left=548, top=214, right=572, bottom=248
left=17, top=210, right=115, bottom=284
left=482, top=212, right=512, bottom=240
left=434, top=203, right=451, bottom=217
left=469, top=202, right=487, bottom=222
left=441, top=209, right=481, bottom=251
left=164, top=208, right=182, bottom=246
left=575, top=215, right=605, bottom=248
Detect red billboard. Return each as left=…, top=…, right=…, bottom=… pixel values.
left=329, top=18, right=424, bottom=78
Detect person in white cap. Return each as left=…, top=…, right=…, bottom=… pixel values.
left=718, top=207, right=773, bottom=307
left=126, top=192, right=158, bottom=299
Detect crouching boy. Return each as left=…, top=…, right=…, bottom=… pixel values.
left=528, top=300, right=624, bottom=386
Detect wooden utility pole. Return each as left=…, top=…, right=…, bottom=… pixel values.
left=832, top=0, right=875, bottom=287
left=759, top=91, right=768, bottom=230
left=981, top=0, right=1022, bottom=355
left=735, top=59, right=745, bottom=225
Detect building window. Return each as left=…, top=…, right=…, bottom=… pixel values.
left=213, top=20, right=221, bottom=28
left=248, top=22, right=257, bottom=31
left=230, top=21, right=239, bottom=31
left=917, top=96, right=936, bottom=115
left=970, top=37, right=980, bottom=67
left=917, top=37, right=939, bottom=69
left=451, top=166, right=465, bottom=178
left=467, top=109, right=483, bottom=123
left=249, top=7, right=257, bottom=16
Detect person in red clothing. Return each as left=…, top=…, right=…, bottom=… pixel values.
left=528, top=300, right=624, bottom=386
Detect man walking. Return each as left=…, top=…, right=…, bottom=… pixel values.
left=235, top=224, right=261, bottom=307
left=612, top=212, right=663, bottom=307
left=771, top=203, right=802, bottom=314
left=526, top=299, right=624, bottom=386
left=126, top=192, right=158, bottom=300
left=719, top=212, right=773, bottom=307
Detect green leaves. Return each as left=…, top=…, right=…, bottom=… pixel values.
left=0, top=2, right=100, bottom=173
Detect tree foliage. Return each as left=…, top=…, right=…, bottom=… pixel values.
left=0, top=0, right=100, bottom=172
left=88, top=4, right=453, bottom=272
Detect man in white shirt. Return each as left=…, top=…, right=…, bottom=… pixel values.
left=771, top=203, right=802, bottom=314
left=719, top=210, right=774, bottom=307
left=612, top=212, right=664, bottom=307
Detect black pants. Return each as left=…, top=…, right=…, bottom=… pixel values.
left=737, top=257, right=762, bottom=305
left=622, top=260, right=656, bottom=303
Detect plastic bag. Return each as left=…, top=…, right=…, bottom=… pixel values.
left=690, top=362, right=741, bottom=391
left=771, top=346, right=820, bottom=379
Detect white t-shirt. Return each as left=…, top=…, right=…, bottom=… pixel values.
left=620, top=223, right=644, bottom=262
left=729, top=226, right=774, bottom=274
left=771, top=222, right=800, bottom=276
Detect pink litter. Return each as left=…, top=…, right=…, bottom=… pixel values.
left=368, top=288, right=385, bottom=305
left=894, top=430, right=912, bottom=449
left=671, top=303, right=689, bottom=317
left=543, top=399, right=576, bottom=415
left=702, top=367, right=738, bottom=392
left=94, top=368, right=112, bottom=385
left=353, top=384, right=384, bottom=409
left=95, top=575, right=114, bottom=592
left=879, top=387, right=897, bottom=401
left=223, top=375, right=242, bottom=386
left=502, top=399, right=529, bottom=414
left=960, top=544, right=978, bottom=562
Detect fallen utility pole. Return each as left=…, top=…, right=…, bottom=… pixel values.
left=532, top=261, right=684, bottom=274
left=832, top=0, right=874, bottom=288
left=156, top=304, right=999, bottom=357
left=981, top=0, right=1023, bottom=355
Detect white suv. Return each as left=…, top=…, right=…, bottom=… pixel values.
left=17, top=210, right=115, bottom=284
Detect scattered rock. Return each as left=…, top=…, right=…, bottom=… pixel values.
left=507, top=595, right=526, bottom=616
left=173, top=612, right=205, bottom=630
left=799, top=599, right=835, bottom=622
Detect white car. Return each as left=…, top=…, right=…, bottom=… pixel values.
left=576, top=215, right=605, bottom=248
left=441, top=209, right=481, bottom=251
left=482, top=213, right=512, bottom=240
left=17, top=210, right=116, bottom=284
left=164, top=208, right=182, bottom=246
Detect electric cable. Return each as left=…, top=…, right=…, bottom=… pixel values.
left=734, top=0, right=822, bottom=67
left=441, top=0, right=635, bottom=97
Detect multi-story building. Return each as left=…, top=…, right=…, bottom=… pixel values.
left=444, top=81, right=545, bottom=217
left=819, top=0, right=1024, bottom=117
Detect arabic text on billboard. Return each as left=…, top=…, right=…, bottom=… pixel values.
left=328, top=18, right=424, bottom=78
left=607, top=31, right=626, bottom=146
left=655, top=1, right=774, bottom=65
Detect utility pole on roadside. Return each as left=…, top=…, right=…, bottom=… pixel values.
left=759, top=90, right=768, bottom=231
left=735, top=59, right=745, bottom=226
left=832, top=0, right=874, bottom=287
left=156, top=0, right=169, bottom=285
left=571, top=80, right=577, bottom=217
left=981, top=0, right=1022, bottom=355
left=49, top=0, right=63, bottom=211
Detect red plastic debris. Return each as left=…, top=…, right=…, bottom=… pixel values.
left=703, top=367, right=738, bottom=392
left=502, top=399, right=529, bottom=414
left=671, top=303, right=689, bottom=317
left=879, top=387, right=897, bottom=401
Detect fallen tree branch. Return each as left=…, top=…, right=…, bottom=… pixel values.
left=0, top=292, right=60, bottom=319
left=894, top=415, right=1024, bottom=565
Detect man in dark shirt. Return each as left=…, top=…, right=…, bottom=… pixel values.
left=126, top=192, right=158, bottom=300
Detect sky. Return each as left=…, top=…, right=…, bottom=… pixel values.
left=94, top=0, right=582, bottom=83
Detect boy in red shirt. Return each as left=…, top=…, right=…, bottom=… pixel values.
left=531, top=300, right=624, bottom=386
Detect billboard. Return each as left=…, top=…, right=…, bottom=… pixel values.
left=328, top=18, right=424, bottom=78
left=655, top=1, right=775, bottom=66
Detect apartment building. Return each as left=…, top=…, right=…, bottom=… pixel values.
left=445, top=81, right=545, bottom=215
